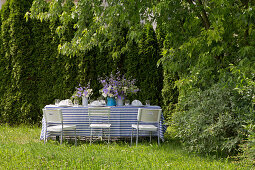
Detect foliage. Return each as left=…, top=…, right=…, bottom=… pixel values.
left=238, top=124, right=255, bottom=165
left=0, top=0, right=254, bottom=161
left=232, top=62, right=255, bottom=163
left=171, top=54, right=255, bottom=154
left=0, top=0, right=163, bottom=125
left=161, top=70, right=178, bottom=123
left=0, top=0, right=77, bottom=124
left=158, top=28, right=179, bottom=123
left=0, top=0, right=37, bottom=124
left=136, top=24, right=163, bottom=105
left=0, top=125, right=249, bottom=169
left=173, top=79, right=253, bottom=155
left=156, top=0, right=255, bottom=156
left=28, top=0, right=163, bottom=105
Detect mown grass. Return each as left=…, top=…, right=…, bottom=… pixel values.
left=0, top=125, right=251, bottom=169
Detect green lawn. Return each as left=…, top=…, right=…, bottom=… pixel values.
left=0, top=125, right=250, bottom=169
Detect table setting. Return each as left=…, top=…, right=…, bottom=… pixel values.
left=40, top=71, right=166, bottom=141
left=41, top=103, right=165, bottom=140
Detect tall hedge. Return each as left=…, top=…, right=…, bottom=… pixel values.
left=0, top=0, right=36, bottom=124
left=75, top=24, right=163, bottom=105
left=0, top=0, right=77, bottom=124
left=0, top=0, right=163, bottom=124
left=136, top=24, right=163, bottom=105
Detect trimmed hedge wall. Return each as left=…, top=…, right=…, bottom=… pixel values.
left=0, top=0, right=163, bottom=124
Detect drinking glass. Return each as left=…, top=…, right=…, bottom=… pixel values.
left=55, top=99, right=60, bottom=106
left=145, top=100, right=150, bottom=106
left=74, top=99, right=79, bottom=107
left=125, top=100, right=130, bottom=106
left=100, top=100, right=106, bottom=106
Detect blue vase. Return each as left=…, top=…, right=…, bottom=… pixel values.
left=107, top=97, right=116, bottom=106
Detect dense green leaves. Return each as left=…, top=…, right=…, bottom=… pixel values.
left=158, top=0, right=255, bottom=155
left=0, top=0, right=36, bottom=124
left=173, top=79, right=253, bottom=154
left=0, top=0, right=254, bottom=158
left=0, top=0, right=163, bottom=124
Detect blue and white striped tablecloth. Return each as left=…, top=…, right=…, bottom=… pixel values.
left=40, top=105, right=166, bottom=141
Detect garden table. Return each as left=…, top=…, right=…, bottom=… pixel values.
left=40, top=105, right=166, bottom=141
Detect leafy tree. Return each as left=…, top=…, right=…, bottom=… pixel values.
left=27, top=0, right=163, bottom=105
left=156, top=0, right=255, bottom=154
left=9, top=0, right=255, bottom=156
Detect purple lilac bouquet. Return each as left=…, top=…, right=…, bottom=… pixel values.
left=99, top=73, right=118, bottom=98
left=99, top=70, right=139, bottom=99
left=72, top=83, right=93, bottom=98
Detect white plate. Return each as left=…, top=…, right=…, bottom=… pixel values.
left=131, top=105, right=144, bottom=107
left=90, top=104, right=106, bottom=107
left=131, top=100, right=143, bottom=106
left=58, top=105, right=73, bottom=107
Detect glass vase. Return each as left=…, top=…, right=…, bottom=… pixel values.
left=82, top=96, right=88, bottom=106
left=116, top=95, right=124, bottom=106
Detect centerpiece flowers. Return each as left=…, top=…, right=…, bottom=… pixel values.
left=99, top=74, right=118, bottom=98
left=115, top=74, right=139, bottom=100
left=72, top=83, right=93, bottom=106
left=99, top=70, right=139, bottom=106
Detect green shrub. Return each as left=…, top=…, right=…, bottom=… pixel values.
left=172, top=77, right=254, bottom=155
left=238, top=124, right=255, bottom=165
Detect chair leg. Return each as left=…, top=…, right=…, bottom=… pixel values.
left=98, top=128, right=104, bottom=141
left=90, top=128, right=92, bottom=145
left=60, top=132, right=63, bottom=145
left=150, top=131, right=152, bottom=143
left=158, top=129, right=160, bottom=146
left=75, top=129, right=77, bottom=146
left=136, top=128, right=139, bottom=147
left=108, top=127, right=110, bottom=144
left=44, top=129, right=46, bottom=144
left=131, top=127, right=133, bottom=146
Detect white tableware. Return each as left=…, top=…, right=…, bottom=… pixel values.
left=73, top=99, right=79, bottom=107
left=55, top=99, right=60, bottom=106
left=145, top=100, right=150, bottom=106
left=125, top=100, right=130, bottom=106
left=58, top=99, right=73, bottom=107
left=131, top=100, right=143, bottom=106
left=91, top=100, right=105, bottom=107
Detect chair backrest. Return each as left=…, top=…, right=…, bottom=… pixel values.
left=43, top=109, right=63, bottom=123
left=137, top=108, right=162, bottom=123
left=88, top=107, right=111, bottom=124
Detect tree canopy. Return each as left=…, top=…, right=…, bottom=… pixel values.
left=11, top=0, right=255, bottom=154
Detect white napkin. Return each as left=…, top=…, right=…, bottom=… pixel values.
left=131, top=100, right=143, bottom=106
left=91, top=100, right=103, bottom=106
left=59, top=99, right=72, bottom=106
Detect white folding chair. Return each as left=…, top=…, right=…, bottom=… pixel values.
left=88, top=107, right=111, bottom=144
left=131, top=108, right=162, bottom=146
left=43, top=109, right=77, bottom=146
